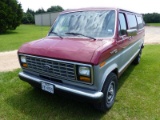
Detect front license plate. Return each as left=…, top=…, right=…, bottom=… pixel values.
left=41, top=82, right=54, bottom=94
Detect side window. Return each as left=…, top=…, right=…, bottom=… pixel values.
left=119, top=13, right=127, bottom=36
left=127, top=14, right=137, bottom=29
left=136, top=16, right=144, bottom=29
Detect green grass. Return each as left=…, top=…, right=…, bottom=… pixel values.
left=0, top=25, right=50, bottom=52
left=146, top=23, right=160, bottom=27
left=0, top=45, right=160, bottom=120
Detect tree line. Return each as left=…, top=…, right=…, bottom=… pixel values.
left=22, top=6, right=64, bottom=24
left=143, top=13, right=160, bottom=23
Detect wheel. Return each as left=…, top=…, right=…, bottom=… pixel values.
left=133, top=49, right=142, bottom=65
left=94, top=72, right=118, bottom=112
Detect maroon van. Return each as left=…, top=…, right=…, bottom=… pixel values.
left=18, top=8, right=145, bottom=111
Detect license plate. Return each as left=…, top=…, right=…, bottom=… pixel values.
left=41, top=82, right=54, bottom=94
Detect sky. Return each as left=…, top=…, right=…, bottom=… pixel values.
left=17, top=0, right=160, bottom=14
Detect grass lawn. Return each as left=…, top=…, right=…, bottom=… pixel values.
left=146, top=23, right=160, bottom=27
left=0, top=45, right=160, bottom=120
left=0, top=25, right=50, bottom=52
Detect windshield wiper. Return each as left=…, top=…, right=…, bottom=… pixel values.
left=50, top=31, right=63, bottom=39
left=65, top=32, right=96, bottom=40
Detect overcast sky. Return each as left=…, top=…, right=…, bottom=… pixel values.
left=17, top=0, right=160, bottom=14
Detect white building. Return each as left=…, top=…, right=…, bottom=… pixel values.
left=35, top=12, right=60, bottom=26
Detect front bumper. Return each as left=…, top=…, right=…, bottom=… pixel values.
left=19, top=72, right=103, bottom=102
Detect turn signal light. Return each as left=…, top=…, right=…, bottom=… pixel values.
left=22, top=63, right=28, bottom=68
left=79, top=76, right=91, bottom=83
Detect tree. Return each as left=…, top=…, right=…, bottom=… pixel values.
left=35, top=8, right=46, bottom=14
left=21, top=8, right=35, bottom=24
left=143, top=13, right=160, bottom=23
left=22, top=12, right=35, bottom=24
left=26, top=8, right=35, bottom=16
left=0, top=0, right=23, bottom=33
left=47, top=5, right=64, bottom=13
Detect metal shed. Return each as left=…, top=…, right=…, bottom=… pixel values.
left=35, top=12, right=60, bottom=26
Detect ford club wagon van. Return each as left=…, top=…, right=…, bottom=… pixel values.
left=18, top=8, right=145, bottom=111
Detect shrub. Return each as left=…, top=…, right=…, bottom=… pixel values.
left=0, top=0, right=23, bottom=33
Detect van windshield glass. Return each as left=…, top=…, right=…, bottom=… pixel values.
left=49, top=10, right=115, bottom=38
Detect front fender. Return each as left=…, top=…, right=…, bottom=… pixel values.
left=99, top=63, right=118, bottom=91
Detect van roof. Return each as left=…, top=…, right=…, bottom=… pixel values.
left=60, top=7, right=140, bottom=15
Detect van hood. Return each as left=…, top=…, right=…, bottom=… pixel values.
left=18, top=37, right=112, bottom=64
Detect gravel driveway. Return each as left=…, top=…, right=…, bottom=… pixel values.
left=0, top=26, right=160, bottom=72
left=145, top=26, right=160, bottom=44
left=0, top=50, right=20, bottom=72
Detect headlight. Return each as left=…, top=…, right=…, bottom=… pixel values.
left=19, top=55, right=28, bottom=68
left=20, top=56, right=26, bottom=63
left=78, top=66, right=90, bottom=77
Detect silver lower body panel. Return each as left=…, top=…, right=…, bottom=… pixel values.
left=19, top=72, right=103, bottom=101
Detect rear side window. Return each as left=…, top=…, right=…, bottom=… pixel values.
left=127, top=14, right=137, bottom=29
left=119, top=13, right=127, bottom=35
left=137, top=16, right=144, bottom=29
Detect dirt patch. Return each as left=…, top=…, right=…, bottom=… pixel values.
left=0, top=50, right=20, bottom=72
left=0, top=26, right=160, bottom=72
left=145, top=26, right=160, bottom=44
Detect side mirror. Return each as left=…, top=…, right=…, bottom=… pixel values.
left=127, top=29, right=137, bottom=36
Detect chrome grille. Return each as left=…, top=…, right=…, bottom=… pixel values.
left=25, top=56, right=76, bottom=81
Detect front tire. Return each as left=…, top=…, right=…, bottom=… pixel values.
left=94, top=72, right=118, bottom=112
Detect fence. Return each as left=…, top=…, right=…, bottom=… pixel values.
left=35, top=12, right=60, bottom=26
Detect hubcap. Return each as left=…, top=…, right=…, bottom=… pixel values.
left=106, top=81, right=115, bottom=105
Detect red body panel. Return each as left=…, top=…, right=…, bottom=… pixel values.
left=18, top=36, right=115, bottom=65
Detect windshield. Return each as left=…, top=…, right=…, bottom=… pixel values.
left=49, top=10, right=115, bottom=38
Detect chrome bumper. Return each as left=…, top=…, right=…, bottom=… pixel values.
left=19, top=72, right=103, bottom=101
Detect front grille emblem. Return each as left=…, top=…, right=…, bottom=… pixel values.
left=44, top=64, right=51, bottom=72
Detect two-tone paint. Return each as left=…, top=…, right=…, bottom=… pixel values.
left=18, top=8, right=145, bottom=101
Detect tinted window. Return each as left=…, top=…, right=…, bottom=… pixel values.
left=137, top=16, right=144, bottom=29
left=127, top=14, right=137, bottom=29
left=119, top=13, right=127, bottom=35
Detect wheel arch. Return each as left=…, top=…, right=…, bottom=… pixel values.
left=100, top=63, right=118, bottom=91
